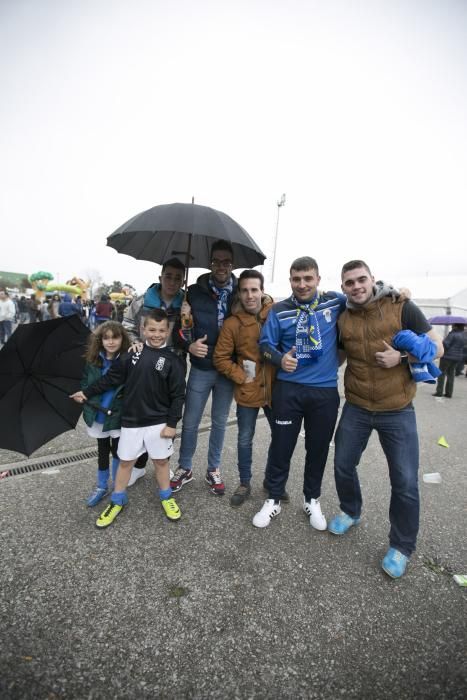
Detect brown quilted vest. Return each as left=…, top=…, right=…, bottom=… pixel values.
left=338, top=297, right=416, bottom=411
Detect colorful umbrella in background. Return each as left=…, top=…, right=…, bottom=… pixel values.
left=428, top=316, right=467, bottom=325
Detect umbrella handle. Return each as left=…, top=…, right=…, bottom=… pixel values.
left=85, top=400, right=113, bottom=416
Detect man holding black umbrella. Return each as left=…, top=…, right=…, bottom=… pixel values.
left=171, top=240, right=237, bottom=496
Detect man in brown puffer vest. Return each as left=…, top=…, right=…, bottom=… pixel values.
left=328, top=260, right=443, bottom=579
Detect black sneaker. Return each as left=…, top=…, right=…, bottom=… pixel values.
left=230, top=483, right=251, bottom=507
left=263, top=479, right=290, bottom=503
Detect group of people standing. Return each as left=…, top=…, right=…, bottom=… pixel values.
left=71, top=240, right=444, bottom=580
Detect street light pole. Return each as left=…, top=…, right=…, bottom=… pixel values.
left=271, top=193, right=286, bottom=283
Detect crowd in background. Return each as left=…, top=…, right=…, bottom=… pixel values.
left=0, top=287, right=131, bottom=347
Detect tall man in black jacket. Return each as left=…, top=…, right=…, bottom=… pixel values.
left=170, top=240, right=237, bottom=496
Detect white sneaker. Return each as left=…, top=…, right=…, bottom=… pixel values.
left=253, top=499, right=281, bottom=528
left=128, top=467, right=146, bottom=487
left=303, top=497, right=327, bottom=531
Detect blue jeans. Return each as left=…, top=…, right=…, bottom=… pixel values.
left=334, top=402, right=420, bottom=557
left=178, top=366, right=234, bottom=472
left=236, top=404, right=272, bottom=484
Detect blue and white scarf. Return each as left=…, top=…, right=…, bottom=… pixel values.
left=292, top=294, right=323, bottom=362
left=209, top=278, right=233, bottom=328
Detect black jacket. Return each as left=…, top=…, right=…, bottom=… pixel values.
left=443, top=329, right=465, bottom=362
left=84, top=345, right=186, bottom=428
left=174, top=273, right=237, bottom=370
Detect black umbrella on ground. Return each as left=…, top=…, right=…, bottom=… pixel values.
left=107, top=201, right=266, bottom=288
left=0, top=315, right=90, bottom=456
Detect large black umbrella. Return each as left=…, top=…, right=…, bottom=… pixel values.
left=0, top=315, right=90, bottom=456
left=107, top=201, right=266, bottom=282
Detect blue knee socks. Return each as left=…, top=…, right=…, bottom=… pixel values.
left=112, top=491, right=128, bottom=506
left=97, top=468, right=110, bottom=489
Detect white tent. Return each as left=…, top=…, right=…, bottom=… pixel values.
left=391, top=276, right=467, bottom=321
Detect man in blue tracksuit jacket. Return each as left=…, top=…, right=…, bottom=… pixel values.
left=252, top=256, right=346, bottom=529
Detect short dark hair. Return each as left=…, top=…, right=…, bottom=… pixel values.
left=341, top=260, right=372, bottom=278
left=289, top=256, right=319, bottom=275
left=211, top=239, right=234, bottom=261
left=143, top=308, right=169, bottom=326
left=238, top=269, right=264, bottom=291
left=162, top=258, right=185, bottom=273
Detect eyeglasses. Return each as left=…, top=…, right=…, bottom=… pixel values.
left=211, top=259, right=233, bottom=269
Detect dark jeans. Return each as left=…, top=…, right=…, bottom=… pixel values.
left=436, top=358, right=458, bottom=397
left=267, top=380, right=340, bottom=501
left=236, top=404, right=272, bottom=484
left=0, top=320, right=12, bottom=344
left=334, top=402, right=419, bottom=557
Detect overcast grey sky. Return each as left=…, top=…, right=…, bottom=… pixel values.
left=1, top=0, right=466, bottom=295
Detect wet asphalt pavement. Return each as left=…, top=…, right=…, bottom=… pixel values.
left=0, top=373, right=466, bottom=699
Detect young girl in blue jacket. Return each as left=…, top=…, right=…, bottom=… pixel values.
left=81, top=321, right=130, bottom=506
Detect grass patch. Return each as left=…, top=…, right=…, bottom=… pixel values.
left=168, top=584, right=189, bottom=598
left=423, top=557, right=455, bottom=577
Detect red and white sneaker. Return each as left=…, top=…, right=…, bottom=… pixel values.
left=205, top=469, right=225, bottom=495
left=170, top=468, right=193, bottom=493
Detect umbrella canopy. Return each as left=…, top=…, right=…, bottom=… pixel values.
left=0, top=315, right=90, bottom=456
left=107, top=202, right=266, bottom=272
left=428, top=315, right=467, bottom=325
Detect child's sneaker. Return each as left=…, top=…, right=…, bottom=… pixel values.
left=253, top=499, right=281, bottom=528
left=161, top=497, right=181, bottom=521
left=96, top=502, right=124, bottom=529
left=128, top=467, right=146, bottom=487
left=205, top=469, right=225, bottom=495
left=170, top=468, right=193, bottom=493
left=86, top=486, right=109, bottom=507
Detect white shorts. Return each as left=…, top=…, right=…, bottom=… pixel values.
left=117, top=424, right=174, bottom=461
left=86, top=421, right=121, bottom=439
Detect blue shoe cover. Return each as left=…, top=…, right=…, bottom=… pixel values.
left=382, top=548, right=408, bottom=579
left=87, top=486, right=109, bottom=507
left=328, top=512, right=361, bottom=535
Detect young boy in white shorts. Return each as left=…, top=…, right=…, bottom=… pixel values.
left=71, top=309, right=186, bottom=528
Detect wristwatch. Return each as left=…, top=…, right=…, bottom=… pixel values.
left=399, top=352, right=409, bottom=365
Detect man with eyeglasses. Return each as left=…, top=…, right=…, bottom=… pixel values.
left=171, top=240, right=237, bottom=496
left=122, top=257, right=186, bottom=486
